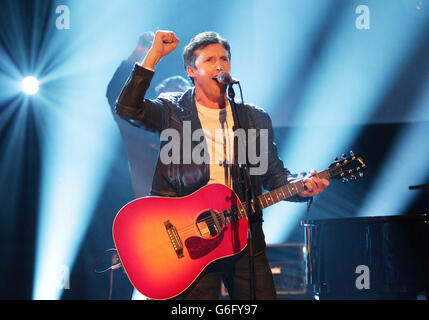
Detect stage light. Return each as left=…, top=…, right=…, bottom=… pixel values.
left=31, top=0, right=161, bottom=300
left=21, top=76, right=39, bottom=95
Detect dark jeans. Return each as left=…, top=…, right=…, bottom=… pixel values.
left=180, top=249, right=277, bottom=300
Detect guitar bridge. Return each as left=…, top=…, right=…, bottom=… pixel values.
left=164, top=220, right=184, bottom=259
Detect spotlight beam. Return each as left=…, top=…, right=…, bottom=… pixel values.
left=31, top=0, right=161, bottom=300
left=264, top=1, right=429, bottom=243
left=357, top=71, right=429, bottom=217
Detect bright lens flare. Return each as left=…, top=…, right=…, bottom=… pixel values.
left=21, top=76, right=39, bottom=95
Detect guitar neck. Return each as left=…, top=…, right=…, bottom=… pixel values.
left=227, top=170, right=331, bottom=223
left=257, top=169, right=330, bottom=209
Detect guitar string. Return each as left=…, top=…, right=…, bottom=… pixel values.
left=173, top=195, right=270, bottom=235
left=122, top=168, right=350, bottom=257
left=171, top=192, right=274, bottom=234
left=169, top=185, right=300, bottom=235
left=141, top=181, right=311, bottom=240
left=130, top=214, right=244, bottom=256
left=130, top=177, right=327, bottom=253
left=144, top=183, right=305, bottom=239
left=174, top=204, right=245, bottom=235
left=121, top=206, right=247, bottom=255
left=144, top=167, right=337, bottom=235
left=125, top=169, right=349, bottom=253
left=168, top=179, right=310, bottom=235
left=137, top=198, right=262, bottom=254
left=124, top=214, right=244, bottom=257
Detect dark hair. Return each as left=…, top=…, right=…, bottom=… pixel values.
left=183, top=31, right=231, bottom=71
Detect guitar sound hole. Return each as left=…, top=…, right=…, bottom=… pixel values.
left=196, top=210, right=224, bottom=238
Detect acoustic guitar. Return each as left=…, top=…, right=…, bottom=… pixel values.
left=113, top=152, right=366, bottom=299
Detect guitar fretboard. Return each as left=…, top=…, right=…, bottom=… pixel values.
left=221, top=170, right=331, bottom=225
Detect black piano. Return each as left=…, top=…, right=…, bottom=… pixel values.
left=302, top=214, right=429, bottom=299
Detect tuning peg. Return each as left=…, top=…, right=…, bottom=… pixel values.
left=342, top=177, right=349, bottom=183
left=341, top=154, right=347, bottom=159
left=349, top=150, right=355, bottom=156
left=334, top=157, right=339, bottom=162
left=359, top=172, right=364, bottom=178
left=350, top=175, right=357, bottom=180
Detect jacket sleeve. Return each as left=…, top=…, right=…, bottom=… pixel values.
left=106, top=61, right=134, bottom=111
left=115, top=63, right=169, bottom=133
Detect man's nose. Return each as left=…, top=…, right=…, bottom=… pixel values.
left=216, top=63, right=224, bottom=71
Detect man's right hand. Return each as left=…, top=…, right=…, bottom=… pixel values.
left=142, top=30, right=179, bottom=70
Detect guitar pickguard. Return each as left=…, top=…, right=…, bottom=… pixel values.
left=184, top=232, right=224, bottom=260
left=184, top=209, right=225, bottom=259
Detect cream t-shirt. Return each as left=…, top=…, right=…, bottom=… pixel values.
left=195, top=100, right=235, bottom=188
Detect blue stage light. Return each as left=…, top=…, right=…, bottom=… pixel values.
left=21, top=76, right=39, bottom=95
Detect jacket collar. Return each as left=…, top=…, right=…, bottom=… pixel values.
left=178, top=87, right=195, bottom=113
left=177, top=87, right=250, bottom=130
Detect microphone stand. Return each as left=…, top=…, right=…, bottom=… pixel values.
left=226, top=83, right=261, bottom=300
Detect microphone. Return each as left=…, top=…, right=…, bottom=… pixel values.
left=216, top=71, right=239, bottom=85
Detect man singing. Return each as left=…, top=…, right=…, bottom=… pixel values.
left=115, top=30, right=329, bottom=299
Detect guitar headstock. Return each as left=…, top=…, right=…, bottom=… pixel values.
left=328, top=151, right=366, bottom=182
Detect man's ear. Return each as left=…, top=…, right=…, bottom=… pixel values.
left=186, top=65, right=196, bottom=81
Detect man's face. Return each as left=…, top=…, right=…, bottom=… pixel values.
left=186, top=43, right=231, bottom=102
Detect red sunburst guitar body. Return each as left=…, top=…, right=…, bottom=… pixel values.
left=113, top=183, right=248, bottom=300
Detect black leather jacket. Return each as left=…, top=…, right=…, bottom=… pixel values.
left=115, top=64, right=307, bottom=253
